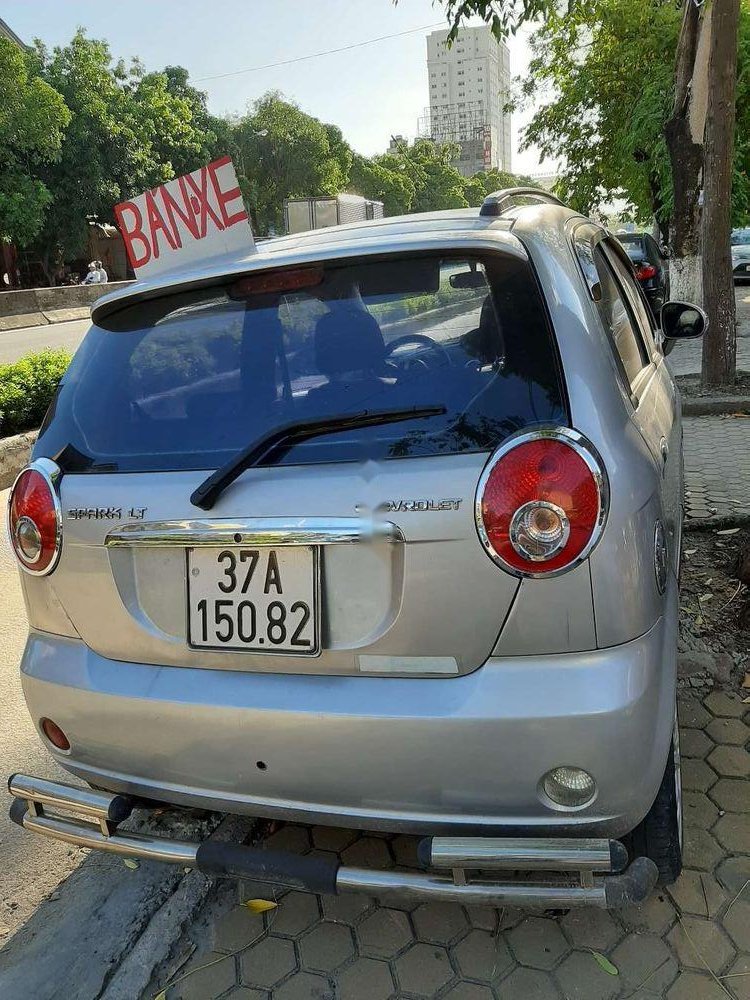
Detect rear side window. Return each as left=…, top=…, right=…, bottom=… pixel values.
left=592, top=247, right=649, bottom=386
left=36, top=253, right=566, bottom=473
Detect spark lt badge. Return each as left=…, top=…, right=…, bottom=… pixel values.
left=66, top=507, right=148, bottom=520
left=382, top=499, right=462, bottom=513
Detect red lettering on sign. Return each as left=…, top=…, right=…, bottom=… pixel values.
left=162, top=179, right=201, bottom=247
left=145, top=189, right=178, bottom=259
left=208, top=155, right=249, bottom=228
left=183, top=166, right=224, bottom=238
left=114, top=201, right=151, bottom=268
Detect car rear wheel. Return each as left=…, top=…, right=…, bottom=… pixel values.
left=626, top=710, right=683, bottom=885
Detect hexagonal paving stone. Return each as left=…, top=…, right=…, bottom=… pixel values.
left=394, top=941, right=453, bottom=996
left=679, top=727, right=714, bottom=759
left=666, top=970, right=729, bottom=999
left=667, top=915, right=736, bottom=975
left=722, top=898, right=750, bottom=952
left=310, top=826, right=357, bottom=853
left=500, top=966, right=559, bottom=999
left=173, top=951, right=238, bottom=1000
left=357, top=907, right=414, bottom=958
left=714, top=811, right=750, bottom=853
left=451, top=928, right=513, bottom=982
left=716, top=856, right=750, bottom=895
left=224, top=989, right=266, bottom=1000
left=391, top=835, right=420, bottom=869
left=340, top=837, right=393, bottom=871
left=560, top=908, right=623, bottom=952
left=507, top=916, right=570, bottom=970
left=668, top=869, right=726, bottom=918
left=706, top=716, right=750, bottom=746
left=240, top=936, right=297, bottom=989
left=441, top=985, right=495, bottom=1000
left=708, top=744, right=750, bottom=778
left=618, top=891, right=677, bottom=936
left=681, top=758, right=718, bottom=793
left=298, top=922, right=354, bottom=972
left=263, top=824, right=311, bottom=855
left=412, top=902, right=469, bottom=945
left=611, top=932, right=678, bottom=994
left=682, top=827, right=725, bottom=872
left=704, top=691, right=747, bottom=718
left=273, top=970, right=334, bottom=1000
left=320, top=892, right=373, bottom=926
left=336, top=957, right=395, bottom=1000
left=683, top=790, right=720, bottom=829
left=723, top=954, right=750, bottom=1000
left=556, top=950, right=620, bottom=1000
left=710, top=777, right=750, bottom=812
left=269, top=891, right=321, bottom=938
left=464, top=906, right=498, bottom=932
left=213, top=906, right=266, bottom=953
left=678, top=698, right=712, bottom=729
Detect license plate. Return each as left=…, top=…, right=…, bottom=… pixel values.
left=187, top=546, right=319, bottom=654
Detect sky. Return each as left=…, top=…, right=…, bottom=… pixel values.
left=4, top=0, right=548, bottom=175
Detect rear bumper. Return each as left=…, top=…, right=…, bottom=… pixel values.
left=19, top=602, right=677, bottom=837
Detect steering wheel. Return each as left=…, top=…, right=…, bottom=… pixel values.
left=384, top=333, right=451, bottom=372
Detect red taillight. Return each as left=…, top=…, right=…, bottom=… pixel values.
left=8, top=461, right=62, bottom=575
left=634, top=262, right=657, bottom=281
left=475, top=430, right=607, bottom=576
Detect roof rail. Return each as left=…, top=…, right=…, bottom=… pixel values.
left=479, top=187, right=565, bottom=218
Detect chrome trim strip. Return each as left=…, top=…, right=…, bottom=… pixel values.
left=106, top=517, right=402, bottom=548
left=6, top=457, right=63, bottom=577
left=428, top=837, right=613, bottom=872
left=474, top=426, right=610, bottom=579
left=336, top=867, right=607, bottom=907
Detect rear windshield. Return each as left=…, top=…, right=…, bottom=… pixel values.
left=618, top=236, right=646, bottom=261
left=35, top=253, right=566, bottom=473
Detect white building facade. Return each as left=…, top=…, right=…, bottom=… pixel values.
left=424, top=26, right=512, bottom=177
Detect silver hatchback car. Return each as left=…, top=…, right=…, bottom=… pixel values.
left=8, top=190, right=706, bottom=909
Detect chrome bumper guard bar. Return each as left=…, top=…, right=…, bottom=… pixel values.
left=8, top=774, right=658, bottom=909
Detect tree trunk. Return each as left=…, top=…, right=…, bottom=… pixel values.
left=664, top=0, right=711, bottom=304
left=701, top=0, right=741, bottom=387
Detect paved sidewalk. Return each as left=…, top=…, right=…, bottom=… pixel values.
left=159, top=690, right=750, bottom=1000
left=683, top=415, right=750, bottom=520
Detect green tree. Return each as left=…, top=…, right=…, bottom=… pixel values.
left=379, top=138, right=469, bottom=212
left=29, top=31, right=227, bottom=279
left=348, top=154, right=415, bottom=215
left=233, top=93, right=353, bottom=234
left=0, top=38, right=70, bottom=247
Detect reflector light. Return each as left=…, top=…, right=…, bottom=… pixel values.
left=40, top=718, right=71, bottom=751
left=7, top=461, right=62, bottom=575
left=634, top=262, right=657, bottom=281
left=542, top=766, right=596, bottom=808
left=230, top=267, right=324, bottom=298
left=475, top=430, right=607, bottom=576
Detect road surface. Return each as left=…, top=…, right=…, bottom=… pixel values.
left=0, top=494, right=83, bottom=940
left=0, top=318, right=90, bottom=365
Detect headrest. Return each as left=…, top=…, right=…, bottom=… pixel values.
left=315, top=306, right=385, bottom=376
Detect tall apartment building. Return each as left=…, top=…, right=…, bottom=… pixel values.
left=423, top=26, right=512, bottom=177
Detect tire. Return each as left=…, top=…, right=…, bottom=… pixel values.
left=626, top=714, right=683, bottom=885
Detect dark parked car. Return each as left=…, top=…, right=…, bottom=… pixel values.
left=617, top=232, right=670, bottom=315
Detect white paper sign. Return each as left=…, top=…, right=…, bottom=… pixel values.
left=114, top=156, right=255, bottom=278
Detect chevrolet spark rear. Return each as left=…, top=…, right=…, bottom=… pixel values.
left=8, top=198, right=687, bottom=907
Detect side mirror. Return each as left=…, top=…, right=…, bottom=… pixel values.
left=660, top=300, right=707, bottom=339
left=660, top=246, right=671, bottom=259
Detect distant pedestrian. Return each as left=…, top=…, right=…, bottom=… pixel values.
left=82, top=262, right=99, bottom=284
left=97, top=260, right=109, bottom=284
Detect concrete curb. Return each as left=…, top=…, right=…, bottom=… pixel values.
left=682, top=396, right=750, bottom=416
left=0, top=431, right=38, bottom=489
left=684, top=512, right=750, bottom=531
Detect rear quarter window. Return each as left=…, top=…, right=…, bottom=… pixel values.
left=35, top=252, right=567, bottom=473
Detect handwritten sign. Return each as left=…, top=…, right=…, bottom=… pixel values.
left=114, top=156, right=255, bottom=278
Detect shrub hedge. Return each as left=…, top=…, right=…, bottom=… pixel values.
left=0, top=349, right=72, bottom=438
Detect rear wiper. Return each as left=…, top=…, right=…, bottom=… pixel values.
left=190, top=405, right=447, bottom=510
